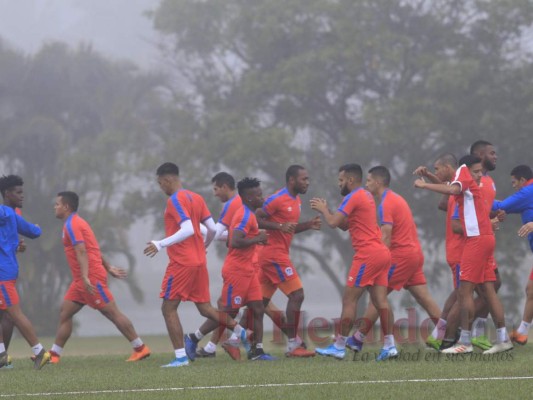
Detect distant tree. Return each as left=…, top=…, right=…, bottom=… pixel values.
left=150, top=0, right=533, bottom=319
left=0, top=40, right=164, bottom=334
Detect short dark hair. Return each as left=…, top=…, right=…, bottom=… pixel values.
left=458, top=155, right=482, bottom=168
left=368, top=166, right=391, bottom=187
left=211, top=172, right=235, bottom=190
left=57, top=191, right=79, bottom=212
left=237, top=177, right=261, bottom=196
left=435, top=153, right=458, bottom=168
left=339, top=163, right=363, bottom=181
left=0, top=175, right=23, bottom=198
left=156, top=162, right=180, bottom=176
left=285, top=165, right=305, bottom=183
left=470, top=140, right=492, bottom=155
left=510, top=165, right=533, bottom=181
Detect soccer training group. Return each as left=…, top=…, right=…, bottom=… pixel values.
left=1, top=139, right=533, bottom=369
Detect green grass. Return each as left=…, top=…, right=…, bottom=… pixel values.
left=1, top=337, right=531, bottom=400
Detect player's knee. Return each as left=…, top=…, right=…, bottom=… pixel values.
left=288, top=289, right=304, bottom=305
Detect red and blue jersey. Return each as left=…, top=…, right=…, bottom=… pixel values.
left=480, top=174, right=496, bottom=210
left=62, top=213, right=107, bottom=281
left=224, top=205, right=260, bottom=276
left=446, top=196, right=465, bottom=265
left=164, top=189, right=212, bottom=267
left=258, top=187, right=301, bottom=264
left=338, top=188, right=386, bottom=256
left=218, top=194, right=243, bottom=227
left=0, top=205, right=41, bottom=280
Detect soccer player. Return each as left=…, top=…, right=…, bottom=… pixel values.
left=414, top=153, right=465, bottom=351
left=0, top=175, right=50, bottom=370
left=469, top=140, right=500, bottom=350
left=144, top=162, right=251, bottom=367
left=347, top=166, right=442, bottom=352
left=187, top=177, right=275, bottom=361
left=414, top=155, right=512, bottom=354
left=52, top=191, right=150, bottom=363
left=490, top=165, right=533, bottom=344
left=311, top=164, right=397, bottom=361
left=256, top=165, right=321, bottom=357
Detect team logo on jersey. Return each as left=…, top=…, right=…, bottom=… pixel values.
left=288, top=206, right=292, bottom=212
left=234, top=296, right=242, bottom=305
left=348, top=276, right=354, bottom=282
left=95, top=299, right=101, bottom=305
left=285, top=267, right=294, bottom=276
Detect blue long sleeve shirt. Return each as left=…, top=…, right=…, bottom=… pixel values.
left=492, top=179, right=533, bottom=252
left=0, top=205, right=41, bottom=280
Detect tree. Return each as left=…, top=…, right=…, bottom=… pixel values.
left=150, top=0, right=533, bottom=319
left=0, top=40, right=164, bottom=334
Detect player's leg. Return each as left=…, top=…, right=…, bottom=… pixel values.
left=480, top=280, right=512, bottom=354
left=49, top=299, right=84, bottom=362
left=512, top=278, right=533, bottom=345
left=441, top=280, right=475, bottom=353
left=160, top=298, right=189, bottom=367
left=369, top=284, right=398, bottom=360
left=1, top=313, right=14, bottom=350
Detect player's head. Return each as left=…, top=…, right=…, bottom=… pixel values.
left=0, top=175, right=24, bottom=208
left=237, top=177, right=263, bottom=210
left=433, top=153, right=458, bottom=182
left=459, top=154, right=483, bottom=184
left=156, top=162, right=180, bottom=196
left=470, top=140, right=496, bottom=172
left=211, top=172, right=236, bottom=203
left=286, top=165, right=309, bottom=195
left=366, top=166, right=390, bottom=195
left=338, top=163, right=362, bottom=196
left=510, top=165, right=533, bottom=191
left=55, top=191, right=79, bottom=219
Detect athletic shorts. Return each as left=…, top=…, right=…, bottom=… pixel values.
left=460, top=235, right=496, bottom=284
left=259, top=259, right=300, bottom=286
left=160, top=262, right=210, bottom=303
left=448, top=262, right=461, bottom=289
left=221, top=270, right=262, bottom=309
left=387, top=251, right=426, bottom=290
left=64, top=279, right=114, bottom=310
left=0, top=280, right=19, bottom=310
left=346, top=250, right=391, bottom=288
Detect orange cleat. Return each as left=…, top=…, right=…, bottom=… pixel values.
left=126, top=345, right=151, bottom=362
left=221, top=341, right=241, bottom=361
left=510, top=330, right=528, bottom=345
left=285, top=346, right=316, bottom=358
left=49, top=351, right=60, bottom=364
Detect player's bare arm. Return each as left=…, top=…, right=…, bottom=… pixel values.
left=413, top=166, right=442, bottom=184
left=380, top=224, right=392, bottom=248
left=414, top=179, right=461, bottom=195
left=309, top=198, right=345, bottom=228
left=255, top=208, right=297, bottom=233
left=295, top=215, right=322, bottom=233
left=231, top=229, right=268, bottom=248
left=74, top=242, right=95, bottom=294
left=102, top=256, right=127, bottom=279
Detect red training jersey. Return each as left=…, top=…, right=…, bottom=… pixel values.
left=164, top=189, right=212, bottom=267
left=445, top=196, right=465, bottom=265
left=218, top=194, right=243, bottom=227
left=479, top=174, right=496, bottom=211
left=338, top=188, right=387, bottom=256
left=62, top=213, right=107, bottom=281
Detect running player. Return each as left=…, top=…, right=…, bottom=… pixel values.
left=311, top=164, right=397, bottom=361
left=52, top=191, right=150, bottom=363
left=0, top=175, right=50, bottom=370
left=144, top=162, right=251, bottom=367
left=347, top=166, right=442, bottom=352
left=414, top=155, right=512, bottom=354
left=490, top=165, right=533, bottom=345
left=256, top=165, right=321, bottom=357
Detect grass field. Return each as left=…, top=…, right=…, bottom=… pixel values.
left=1, top=336, right=531, bottom=399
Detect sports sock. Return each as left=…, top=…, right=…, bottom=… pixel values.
left=459, top=329, right=471, bottom=345
left=354, top=331, right=366, bottom=342
left=472, top=318, right=486, bottom=337
left=31, top=343, right=44, bottom=356
left=51, top=344, right=63, bottom=355
left=256, top=343, right=264, bottom=349
left=517, top=321, right=531, bottom=336
left=175, top=348, right=186, bottom=359
left=233, top=325, right=244, bottom=337
left=229, top=332, right=238, bottom=341
left=130, top=338, right=143, bottom=349
left=204, top=341, right=217, bottom=353
left=334, top=335, right=347, bottom=349
left=431, top=318, right=447, bottom=339
left=384, top=334, right=395, bottom=349
left=496, top=327, right=508, bottom=344
left=287, top=338, right=299, bottom=352
left=0, top=343, right=5, bottom=353
left=194, top=329, right=204, bottom=341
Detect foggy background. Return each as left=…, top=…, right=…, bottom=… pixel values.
left=1, top=0, right=532, bottom=341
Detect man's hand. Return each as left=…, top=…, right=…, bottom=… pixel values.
left=16, top=239, right=26, bottom=253
left=518, top=222, right=533, bottom=237
left=310, top=198, right=328, bottom=214
left=83, top=276, right=95, bottom=294
left=413, top=166, right=430, bottom=177
left=257, top=229, right=268, bottom=245
left=308, top=215, right=322, bottom=230
left=414, top=178, right=427, bottom=189
left=144, top=242, right=159, bottom=257
left=108, top=266, right=127, bottom=279
left=280, top=222, right=297, bottom=234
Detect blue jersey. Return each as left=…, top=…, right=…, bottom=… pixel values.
left=0, top=205, right=41, bottom=280
left=492, top=179, right=533, bottom=252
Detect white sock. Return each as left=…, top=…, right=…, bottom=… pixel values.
left=233, top=325, right=244, bottom=337
left=229, top=332, right=238, bottom=341
left=431, top=318, right=447, bottom=339
left=459, top=329, right=471, bottom=345
left=335, top=335, right=347, bottom=349
left=354, top=331, right=366, bottom=342
left=31, top=343, right=44, bottom=356
left=496, top=327, right=508, bottom=344
left=204, top=341, right=217, bottom=353
left=295, top=335, right=303, bottom=346
left=472, top=318, right=486, bottom=337
left=51, top=344, right=63, bottom=355
left=0, top=343, right=5, bottom=353
left=384, top=334, right=395, bottom=349
left=130, top=338, right=143, bottom=349
left=517, top=321, right=531, bottom=336
left=194, top=329, right=204, bottom=341
left=175, top=348, right=186, bottom=359
left=287, top=337, right=300, bottom=352
left=256, top=343, right=263, bottom=349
